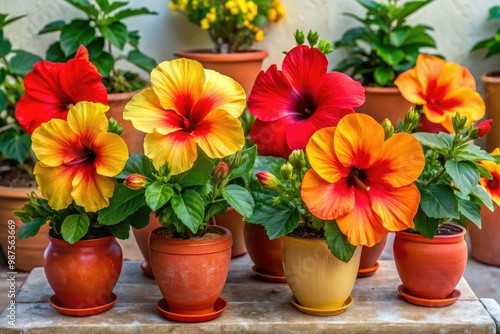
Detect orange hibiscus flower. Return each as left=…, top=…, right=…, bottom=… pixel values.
left=123, top=58, right=246, bottom=175
left=395, top=54, right=485, bottom=133
left=31, top=102, right=128, bottom=212
left=301, top=113, right=425, bottom=246
left=480, top=148, right=500, bottom=206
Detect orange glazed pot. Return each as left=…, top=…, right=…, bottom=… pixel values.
left=149, top=225, right=232, bottom=315
left=132, top=212, right=162, bottom=277
left=355, top=86, right=414, bottom=125
left=244, top=222, right=284, bottom=279
left=213, top=207, right=247, bottom=258
left=44, top=233, right=123, bottom=309
left=393, top=224, right=467, bottom=300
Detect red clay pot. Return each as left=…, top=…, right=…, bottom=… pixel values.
left=357, top=235, right=388, bottom=277
left=212, top=207, right=247, bottom=258
left=44, top=233, right=123, bottom=309
left=132, top=212, right=162, bottom=277
left=149, top=225, right=232, bottom=315
left=244, top=222, right=284, bottom=278
left=355, top=86, right=414, bottom=125
left=393, top=224, right=467, bottom=300
left=469, top=207, right=500, bottom=266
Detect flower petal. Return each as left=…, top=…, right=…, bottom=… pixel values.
left=71, top=165, right=116, bottom=212
left=34, top=162, right=76, bottom=210
left=415, top=54, right=445, bottom=95
left=306, top=127, right=350, bottom=183
left=144, top=130, right=198, bottom=175
left=93, top=133, right=129, bottom=177
left=249, top=116, right=294, bottom=158
left=394, top=68, right=427, bottom=105
left=15, top=97, right=68, bottom=134
left=282, top=45, right=327, bottom=93
left=66, top=102, right=109, bottom=139
left=368, top=133, right=425, bottom=188
left=301, top=169, right=354, bottom=220
left=193, top=109, right=245, bottom=158
left=336, top=188, right=389, bottom=247
left=60, top=58, right=107, bottom=106
left=123, top=87, right=184, bottom=135
left=369, top=183, right=419, bottom=232
left=334, top=114, right=384, bottom=169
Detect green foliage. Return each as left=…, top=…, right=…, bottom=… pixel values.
left=333, top=0, right=437, bottom=87
left=471, top=5, right=500, bottom=59
left=39, top=0, right=157, bottom=93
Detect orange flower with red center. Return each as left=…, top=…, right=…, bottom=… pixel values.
left=123, top=58, right=246, bottom=175
left=301, top=113, right=425, bottom=246
left=31, top=102, right=128, bottom=212
left=395, top=54, right=485, bottom=133
left=480, top=148, right=500, bottom=206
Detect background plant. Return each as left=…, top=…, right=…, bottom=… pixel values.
left=39, top=0, right=157, bottom=93
left=0, top=13, right=42, bottom=178
left=471, top=5, right=500, bottom=61
left=169, top=0, right=285, bottom=53
left=333, top=0, right=437, bottom=87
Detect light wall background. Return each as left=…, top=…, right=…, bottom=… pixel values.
left=0, top=0, right=499, bottom=91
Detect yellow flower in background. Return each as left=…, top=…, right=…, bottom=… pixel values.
left=31, top=102, right=128, bottom=212
left=123, top=58, right=246, bottom=175
left=254, top=29, right=264, bottom=42
left=200, top=18, right=210, bottom=29
left=268, top=8, right=277, bottom=21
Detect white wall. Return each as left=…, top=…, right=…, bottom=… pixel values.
left=0, top=0, right=498, bottom=92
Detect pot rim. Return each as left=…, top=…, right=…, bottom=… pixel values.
left=47, top=231, right=116, bottom=247
left=395, top=223, right=466, bottom=244
left=363, top=86, right=403, bottom=94
left=174, top=49, right=269, bottom=63
left=107, top=85, right=147, bottom=100
left=0, top=185, right=39, bottom=199
left=481, top=71, right=500, bottom=84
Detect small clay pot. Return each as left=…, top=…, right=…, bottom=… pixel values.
left=244, top=222, right=284, bottom=278
left=212, top=207, right=247, bottom=258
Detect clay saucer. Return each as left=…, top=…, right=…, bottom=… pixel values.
left=290, top=295, right=353, bottom=316
left=157, top=297, right=228, bottom=322
left=252, top=266, right=286, bottom=283
left=397, top=285, right=461, bottom=307
left=357, top=261, right=380, bottom=278
left=49, top=293, right=117, bottom=316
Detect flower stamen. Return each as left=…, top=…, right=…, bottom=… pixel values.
left=350, top=169, right=370, bottom=191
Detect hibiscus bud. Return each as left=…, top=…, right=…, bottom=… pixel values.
left=476, top=119, right=493, bottom=138
left=307, top=30, right=319, bottom=47
left=318, top=39, right=333, bottom=55
left=381, top=118, right=394, bottom=140
left=403, top=108, right=420, bottom=133
left=227, top=151, right=242, bottom=169
left=280, top=162, right=293, bottom=181
left=213, top=162, right=229, bottom=181
left=452, top=113, right=467, bottom=133
left=294, top=29, right=305, bottom=45
left=256, top=171, right=281, bottom=191
left=124, top=174, right=146, bottom=190
left=288, top=150, right=306, bottom=173
left=108, top=117, right=123, bottom=135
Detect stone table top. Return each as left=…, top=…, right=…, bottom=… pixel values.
left=0, top=256, right=497, bottom=333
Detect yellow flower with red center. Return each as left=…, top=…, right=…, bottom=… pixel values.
left=480, top=148, right=500, bottom=206
left=31, top=102, right=129, bottom=212
left=301, top=113, right=425, bottom=246
left=395, top=54, right=485, bottom=133
left=123, top=58, right=246, bottom=175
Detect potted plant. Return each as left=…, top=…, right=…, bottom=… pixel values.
left=169, top=0, right=286, bottom=95
left=392, top=54, right=498, bottom=306
left=469, top=5, right=500, bottom=266
left=333, top=0, right=437, bottom=124
left=246, top=31, right=426, bottom=315
left=38, top=0, right=158, bottom=153
left=98, top=57, right=254, bottom=322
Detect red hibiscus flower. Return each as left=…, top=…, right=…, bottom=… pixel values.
left=15, top=45, right=108, bottom=134
left=247, top=45, right=365, bottom=158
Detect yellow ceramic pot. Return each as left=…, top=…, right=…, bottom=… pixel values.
left=280, top=234, right=361, bottom=310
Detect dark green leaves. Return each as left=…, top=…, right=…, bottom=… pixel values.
left=419, top=184, right=459, bottom=220
left=324, top=220, right=357, bottom=262
left=18, top=219, right=47, bottom=240
left=171, top=190, right=205, bottom=234
left=61, top=214, right=90, bottom=244
left=248, top=200, right=300, bottom=239
left=98, top=184, right=146, bottom=225
left=145, top=183, right=174, bottom=211
left=9, top=51, right=43, bottom=76
left=222, top=184, right=254, bottom=219
left=0, top=130, right=31, bottom=165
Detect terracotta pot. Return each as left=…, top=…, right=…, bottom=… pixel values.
left=107, top=88, right=146, bottom=154
left=244, top=222, right=284, bottom=279
left=0, top=186, right=49, bottom=271
left=132, top=212, right=162, bottom=277
left=149, top=225, right=232, bottom=315
left=212, top=207, right=247, bottom=258
left=482, top=72, right=500, bottom=152
left=393, top=224, right=467, bottom=300
left=280, top=234, right=361, bottom=310
left=355, top=86, right=414, bottom=125
left=44, top=233, right=123, bottom=309
left=357, top=235, right=388, bottom=277
left=469, top=207, right=500, bottom=266
left=174, top=49, right=268, bottom=97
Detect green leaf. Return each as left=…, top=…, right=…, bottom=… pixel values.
left=113, top=7, right=158, bottom=21
left=454, top=142, right=495, bottom=161
left=9, top=51, right=42, bottom=76
left=39, top=20, right=66, bottom=34
left=98, top=21, right=127, bottom=50
left=127, top=49, right=157, bottom=72
left=0, top=90, right=6, bottom=111
left=394, top=0, right=433, bottom=21
left=445, top=160, right=479, bottom=196
left=61, top=214, right=90, bottom=244
left=412, top=132, right=453, bottom=155
left=324, top=220, right=356, bottom=262
left=108, top=220, right=130, bottom=239
left=0, top=38, right=11, bottom=57
left=145, top=182, right=174, bottom=211
left=108, top=1, right=129, bottom=13
left=92, top=51, right=115, bottom=78
left=458, top=197, right=481, bottom=228
left=127, top=30, right=140, bottom=48
left=489, top=6, right=500, bottom=20
left=171, top=190, right=205, bottom=234
left=95, top=0, right=110, bottom=13
left=125, top=205, right=152, bottom=229
left=373, top=66, right=393, bottom=86
left=0, top=130, right=31, bottom=165
left=471, top=185, right=494, bottom=212
left=413, top=206, right=440, bottom=238
left=356, top=0, right=380, bottom=11
left=66, top=0, right=99, bottom=17
left=45, top=42, right=68, bottom=62
left=476, top=162, right=493, bottom=180
left=18, top=218, right=47, bottom=240
left=158, top=207, right=184, bottom=232
left=248, top=200, right=300, bottom=239
left=60, top=19, right=96, bottom=56
left=98, top=184, right=146, bottom=225
left=222, top=184, right=254, bottom=219
left=419, top=184, right=459, bottom=220
left=335, top=27, right=369, bottom=46
left=0, top=14, right=26, bottom=30
left=390, top=27, right=411, bottom=47
left=175, top=150, right=214, bottom=187
left=117, top=153, right=156, bottom=179
left=228, top=145, right=257, bottom=181
left=376, top=45, right=405, bottom=67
